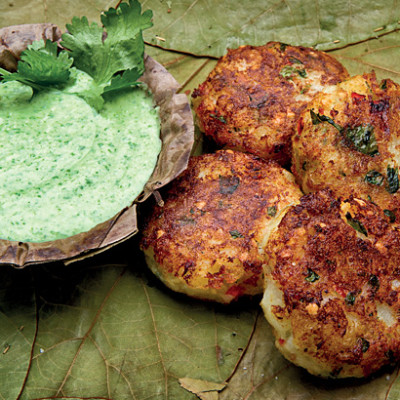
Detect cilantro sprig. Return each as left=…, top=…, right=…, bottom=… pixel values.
left=0, top=0, right=153, bottom=109
left=61, top=0, right=153, bottom=91
left=0, top=40, right=73, bottom=88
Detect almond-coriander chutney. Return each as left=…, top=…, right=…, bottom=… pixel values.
left=0, top=80, right=161, bottom=242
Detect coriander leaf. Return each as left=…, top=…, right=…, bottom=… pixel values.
left=0, top=39, right=72, bottom=88
left=61, top=67, right=104, bottom=111
left=345, top=124, right=379, bottom=156
left=70, top=81, right=104, bottom=111
left=386, top=166, right=399, bottom=194
left=310, top=109, right=342, bottom=132
left=103, top=67, right=143, bottom=93
left=61, top=0, right=153, bottom=86
left=29, top=39, right=57, bottom=55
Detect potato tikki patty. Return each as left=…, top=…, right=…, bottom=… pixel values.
left=292, top=73, right=400, bottom=221
left=261, top=190, right=400, bottom=378
left=140, top=150, right=302, bottom=304
left=192, top=42, right=349, bottom=165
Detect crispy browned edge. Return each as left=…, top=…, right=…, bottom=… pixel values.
left=0, top=24, right=194, bottom=268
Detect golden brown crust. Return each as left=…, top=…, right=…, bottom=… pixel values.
left=292, top=73, right=400, bottom=221
left=140, top=150, right=302, bottom=303
left=192, top=42, right=349, bottom=165
left=261, top=190, right=400, bottom=378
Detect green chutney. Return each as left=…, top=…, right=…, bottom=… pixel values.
left=0, top=78, right=161, bottom=242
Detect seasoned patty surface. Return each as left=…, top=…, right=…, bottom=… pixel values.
left=140, top=150, right=302, bottom=304
left=261, top=190, right=400, bottom=378
left=192, top=42, right=349, bottom=165
left=292, top=73, right=400, bottom=221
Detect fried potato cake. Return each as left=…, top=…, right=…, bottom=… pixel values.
left=140, top=150, right=302, bottom=304
left=292, top=73, right=400, bottom=222
left=192, top=42, right=349, bottom=165
left=261, top=190, right=400, bottom=378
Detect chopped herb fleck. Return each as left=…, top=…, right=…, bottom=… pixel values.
left=280, top=65, right=307, bottom=79
left=381, top=79, right=388, bottom=90
left=178, top=216, right=196, bottom=225
left=345, top=292, right=356, bottom=305
left=345, top=212, right=368, bottom=236
left=230, top=230, right=244, bottom=239
left=280, top=65, right=294, bottom=79
left=289, top=56, right=304, bottom=64
left=300, top=85, right=311, bottom=94
left=305, top=269, right=319, bottom=282
left=267, top=206, right=277, bottom=217
left=310, top=109, right=342, bottom=132
left=359, top=337, right=370, bottom=353
left=297, top=69, right=307, bottom=78
left=210, top=113, right=227, bottom=124
left=279, top=43, right=288, bottom=52
left=386, top=166, right=399, bottom=194
left=364, top=170, right=384, bottom=186
left=219, top=175, right=240, bottom=195
left=345, top=124, right=379, bottom=156
left=367, top=195, right=378, bottom=206
left=384, top=209, right=396, bottom=223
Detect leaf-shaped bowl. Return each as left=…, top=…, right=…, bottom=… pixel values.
left=0, top=23, right=194, bottom=268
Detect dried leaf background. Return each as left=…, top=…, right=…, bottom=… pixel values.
left=1, top=1, right=400, bottom=399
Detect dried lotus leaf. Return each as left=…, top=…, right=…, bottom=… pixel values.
left=139, top=54, right=194, bottom=201
left=0, top=24, right=194, bottom=268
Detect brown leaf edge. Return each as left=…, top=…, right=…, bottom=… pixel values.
left=0, top=24, right=194, bottom=268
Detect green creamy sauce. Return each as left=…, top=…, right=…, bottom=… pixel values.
left=0, top=79, right=161, bottom=242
